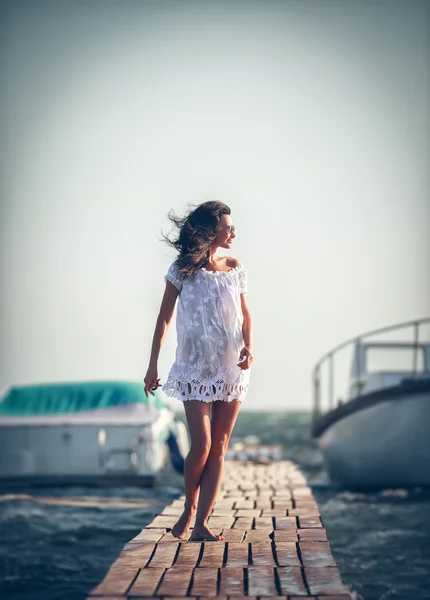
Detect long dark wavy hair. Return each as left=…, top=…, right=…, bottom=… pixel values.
left=161, top=201, right=231, bottom=281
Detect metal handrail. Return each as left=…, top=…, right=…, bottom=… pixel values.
left=312, top=317, right=430, bottom=427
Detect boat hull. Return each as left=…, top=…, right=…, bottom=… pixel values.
left=0, top=412, right=173, bottom=486
left=319, top=392, right=430, bottom=489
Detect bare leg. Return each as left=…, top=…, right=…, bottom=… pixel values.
left=190, top=399, right=242, bottom=541
left=171, top=400, right=211, bottom=539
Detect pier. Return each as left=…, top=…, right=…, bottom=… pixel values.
left=88, top=457, right=354, bottom=599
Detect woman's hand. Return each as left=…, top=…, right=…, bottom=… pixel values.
left=144, top=366, right=161, bottom=397
left=237, top=346, right=253, bottom=370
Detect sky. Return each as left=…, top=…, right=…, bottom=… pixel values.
left=1, top=0, right=429, bottom=411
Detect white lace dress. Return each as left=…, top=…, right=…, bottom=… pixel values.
left=162, top=260, right=251, bottom=403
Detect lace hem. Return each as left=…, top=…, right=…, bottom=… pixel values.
left=162, top=376, right=248, bottom=403
left=165, top=393, right=243, bottom=403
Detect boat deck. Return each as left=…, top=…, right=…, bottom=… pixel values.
left=88, top=458, right=353, bottom=599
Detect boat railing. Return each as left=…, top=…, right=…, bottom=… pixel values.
left=311, top=317, right=430, bottom=429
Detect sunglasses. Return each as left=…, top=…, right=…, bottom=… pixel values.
left=219, top=225, right=235, bottom=234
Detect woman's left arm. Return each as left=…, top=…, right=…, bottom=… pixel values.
left=238, top=293, right=253, bottom=369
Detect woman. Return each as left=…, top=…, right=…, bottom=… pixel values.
left=144, top=201, right=253, bottom=541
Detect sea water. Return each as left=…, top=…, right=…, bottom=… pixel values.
left=0, top=411, right=429, bottom=600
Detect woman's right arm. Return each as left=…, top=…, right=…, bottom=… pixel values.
left=144, top=280, right=180, bottom=397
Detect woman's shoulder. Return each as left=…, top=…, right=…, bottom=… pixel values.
left=226, top=256, right=243, bottom=269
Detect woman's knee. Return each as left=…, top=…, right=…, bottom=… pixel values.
left=188, top=440, right=211, bottom=464
left=208, top=437, right=229, bottom=462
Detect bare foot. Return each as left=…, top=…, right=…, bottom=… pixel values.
left=189, top=525, right=225, bottom=542
left=171, top=509, right=195, bottom=539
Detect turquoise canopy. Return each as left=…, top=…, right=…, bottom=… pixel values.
left=0, top=381, right=166, bottom=416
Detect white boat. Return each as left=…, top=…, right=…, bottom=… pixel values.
left=0, top=381, right=189, bottom=487
left=311, top=317, right=430, bottom=489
